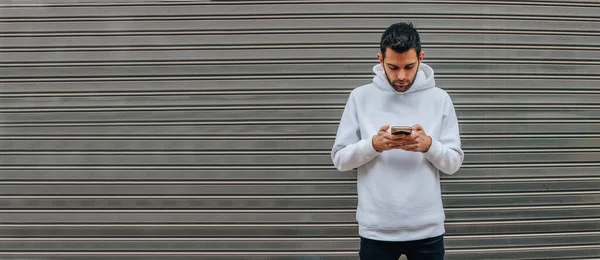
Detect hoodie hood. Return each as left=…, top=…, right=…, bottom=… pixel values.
left=372, top=63, right=436, bottom=94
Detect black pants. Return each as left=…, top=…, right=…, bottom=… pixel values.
left=359, top=234, right=445, bottom=260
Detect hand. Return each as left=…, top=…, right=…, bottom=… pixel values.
left=371, top=125, right=413, bottom=152
left=397, top=124, right=432, bottom=152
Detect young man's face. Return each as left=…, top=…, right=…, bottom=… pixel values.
left=377, top=48, right=424, bottom=92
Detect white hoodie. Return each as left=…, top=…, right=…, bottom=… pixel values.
left=331, top=63, right=464, bottom=241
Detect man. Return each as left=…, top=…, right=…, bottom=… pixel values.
left=331, top=22, right=464, bottom=260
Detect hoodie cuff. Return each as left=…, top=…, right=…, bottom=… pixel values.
left=423, top=138, right=443, bottom=161
left=359, top=138, right=380, bottom=160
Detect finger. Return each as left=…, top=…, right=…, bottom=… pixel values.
left=392, top=145, right=416, bottom=151
left=411, top=124, right=423, bottom=132
left=381, top=142, right=396, bottom=151
left=390, top=140, right=417, bottom=146
left=404, top=144, right=421, bottom=152
left=389, top=133, right=409, bottom=140
left=388, top=142, right=404, bottom=149
left=390, top=141, right=418, bottom=149
left=401, top=132, right=419, bottom=141
left=379, top=125, right=390, bottom=132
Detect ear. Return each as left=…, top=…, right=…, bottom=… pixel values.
left=418, top=51, right=424, bottom=62
left=377, top=53, right=384, bottom=64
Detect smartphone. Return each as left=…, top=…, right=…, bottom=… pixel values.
left=391, top=126, right=412, bottom=135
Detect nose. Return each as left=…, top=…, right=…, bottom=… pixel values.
left=397, top=70, right=407, bottom=81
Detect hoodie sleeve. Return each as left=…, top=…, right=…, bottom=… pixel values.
left=423, top=95, right=464, bottom=174
left=331, top=92, right=380, bottom=172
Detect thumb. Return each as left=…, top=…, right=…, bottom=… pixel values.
left=412, top=124, right=423, bottom=132
left=379, top=125, right=390, bottom=132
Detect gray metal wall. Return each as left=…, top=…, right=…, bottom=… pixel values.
left=0, top=1, right=599, bottom=259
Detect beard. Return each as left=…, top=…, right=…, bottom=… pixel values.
left=384, top=66, right=419, bottom=92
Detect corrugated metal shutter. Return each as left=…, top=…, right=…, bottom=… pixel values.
left=1, top=1, right=599, bottom=259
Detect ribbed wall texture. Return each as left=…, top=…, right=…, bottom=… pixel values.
left=0, top=1, right=599, bottom=259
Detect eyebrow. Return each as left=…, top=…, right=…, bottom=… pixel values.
left=387, top=61, right=418, bottom=67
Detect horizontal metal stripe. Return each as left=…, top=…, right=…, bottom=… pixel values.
left=2, top=93, right=600, bottom=107
left=0, top=166, right=595, bottom=180
left=5, top=137, right=599, bottom=150
left=2, top=12, right=598, bottom=22
left=468, top=148, right=600, bottom=153
left=448, top=244, right=600, bottom=254
left=0, top=256, right=349, bottom=260
left=0, top=219, right=594, bottom=237
left=3, top=20, right=599, bottom=35
left=0, top=169, right=355, bottom=181
left=0, top=148, right=599, bottom=154
left=1, top=50, right=599, bottom=63
left=2, top=94, right=600, bottom=108
left=0, top=219, right=593, bottom=227
left=2, top=29, right=599, bottom=37
left=0, top=166, right=339, bottom=170
left=1, top=105, right=598, bottom=116
left=2, top=89, right=600, bottom=97
left=3, top=58, right=600, bottom=65
left=4, top=50, right=598, bottom=67
left=0, top=16, right=597, bottom=24
left=0, top=234, right=598, bottom=252
left=0, top=136, right=337, bottom=139
left=3, top=190, right=600, bottom=199
left=0, top=252, right=358, bottom=256
left=1, top=2, right=599, bottom=18
left=2, top=0, right=600, bottom=8
left=10, top=61, right=585, bottom=73
left=1, top=69, right=598, bottom=79
left=2, top=13, right=600, bottom=22
left=0, top=235, right=597, bottom=257
left=1, top=231, right=598, bottom=240
left=1, top=134, right=599, bottom=138
left=0, top=177, right=596, bottom=184
left=0, top=181, right=360, bottom=184
left=0, top=207, right=595, bottom=222
left=0, top=246, right=595, bottom=256
left=2, top=140, right=599, bottom=150
left=0, top=79, right=595, bottom=92
left=0, top=239, right=358, bottom=252
left=1, top=106, right=342, bottom=112
left=0, top=152, right=597, bottom=165
left=2, top=104, right=600, bottom=112
left=0, top=253, right=590, bottom=260
left=0, top=223, right=356, bottom=228
left=0, top=238, right=358, bottom=241
left=0, top=121, right=343, bottom=126
left=1, top=123, right=599, bottom=135
left=0, top=179, right=596, bottom=195
left=0, top=212, right=359, bottom=224
left=1, top=233, right=599, bottom=251
left=2, top=34, right=597, bottom=50
left=0, top=218, right=600, bottom=228
left=1, top=75, right=599, bottom=83
left=0, top=232, right=595, bottom=246
left=3, top=119, right=598, bottom=127
left=0, top=192, right=597, bottom=209
left=3, top=119, right=600, bottom=126
left=0, top=43, right=598, bottom=53
left=450, top=166, right=600, bottom=177
left=4, top=195, right=360, bottom=199
left=0, top=210, right=364, bottom=213
left=1, top=162, right=599, bottom=169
